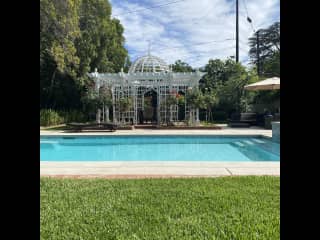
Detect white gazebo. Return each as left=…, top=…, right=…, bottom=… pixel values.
left=88, top=53, right=205, bottom=126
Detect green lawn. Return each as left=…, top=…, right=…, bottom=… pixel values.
left=40, top=176, right=279, bottom=240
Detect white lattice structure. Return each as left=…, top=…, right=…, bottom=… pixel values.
left=88, top=54, right=205, bottom=126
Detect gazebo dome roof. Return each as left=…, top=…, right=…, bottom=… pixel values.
left=129, top=54, right=171, bottom=73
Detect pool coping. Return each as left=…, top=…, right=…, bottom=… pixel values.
left=40, top=161, right=280, bottom=177
left=40, top=126, right=273, bottom=137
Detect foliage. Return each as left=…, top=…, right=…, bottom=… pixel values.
left=41, top=176, right=280, bottom=239
left=165, top=94, right=178, bottom=107
left=249, top=22, right=280, bottom=77
left=186, top=88, right=206, bottom=109
left=203, top=90, right=219, bottom=121
left=176, top=94, right=185, bottom=105
left=40, top=0, right=129, bottom=110
left=119, top=97, right=133, bottom=112
left=98, top=86, right=113, bottom=107
left=40, top=109, right=87, bottom=126
left=40, top=109, right=64, bottom=126
left=200, top=59, right=252, bottom=116
left=58, top=110, right=87, bottom=123
left=200, top=58, right=237, bottom=90
left=262, top=51, right=280, bottom=77
left=169, top=60, right=194, bottom=72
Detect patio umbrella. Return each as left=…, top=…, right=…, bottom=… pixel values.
left=244, top=77, right=280, bottom=91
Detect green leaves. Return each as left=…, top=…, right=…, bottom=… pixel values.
left=119, top=97, right=133, bottom=112
left=249, top=22, right=280, bottom=77
left=170, top=60, right=194, bottom=72
left=187, top=88, right=206, bottom=109
left=40, top=0, right=129, bottom=110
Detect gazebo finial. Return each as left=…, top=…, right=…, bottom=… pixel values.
left=147, top=40, right=151, bottom=56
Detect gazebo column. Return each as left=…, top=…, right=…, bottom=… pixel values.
left=157, top=89, right=160, bottom=126
left=96, top=109, right=101, bottom=123
left=112, top=88, right=117, bottom=124
left=105, top=106, right=110, bottom=122
left=195, top=108, right=200, bottom=126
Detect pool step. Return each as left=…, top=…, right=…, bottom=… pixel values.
left=234, top=140, right=257, bottom=147
left=252, top=138, right=266, bottom=144
left=234, top=141, right=245, bottom=147
left=242, top=140, right=255, bottom=145
left=40, top=141, right=58, bottom=144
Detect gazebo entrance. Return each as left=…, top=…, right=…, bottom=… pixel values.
left=138, top=89, right=157, bottom=124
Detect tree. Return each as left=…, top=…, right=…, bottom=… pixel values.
left=119, top=97, right=133, bottom=112
left=165, top=94, right=178, bottom=124
left=249, top=22, right=280, bottom=77
left=203, top=90, right=219, bottom=122
left=186, top=88, right=206, bottom=125
left=40, top=0, right=81, bottom=109
left=200, top=58, right=241, bottom=90
left=40, top=0, right=129, bottom=111
left=215, top=62, right=249, bottom=113
left=200, top=59, right=251, bottom=117
left=170, top=60, right=194, bottom=72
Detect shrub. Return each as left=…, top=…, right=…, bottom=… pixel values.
left=58, top=110, right=87, bottom=123
left=40, top=109, right=64, bottom=126
left=40, top=109, right=88, bottom=126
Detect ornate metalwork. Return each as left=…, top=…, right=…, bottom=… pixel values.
left=88, top=55, right=205, bottom=125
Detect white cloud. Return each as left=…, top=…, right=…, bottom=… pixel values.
left=110, top=0, right=279, bottom=68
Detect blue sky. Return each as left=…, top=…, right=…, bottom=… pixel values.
left=110, top=0, right=280, bottom=68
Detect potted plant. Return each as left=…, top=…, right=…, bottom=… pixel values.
left=165, top=94, right=178, bottom=125
left=186, top=88, right=205, bottom=126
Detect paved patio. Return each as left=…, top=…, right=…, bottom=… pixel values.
left=40, top=126, right=279, bottom=178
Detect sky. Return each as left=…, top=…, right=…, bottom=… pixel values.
left=110, top=0, right=280, bottom=68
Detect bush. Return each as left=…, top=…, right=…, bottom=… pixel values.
left=58, top=110, right=87, bottom=123
left=40, top=109, right=64, bottom=126
left=40, top=109, right=88, bottom=126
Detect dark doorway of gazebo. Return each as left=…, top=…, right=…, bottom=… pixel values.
left=138, top=90, right=157, bottom=125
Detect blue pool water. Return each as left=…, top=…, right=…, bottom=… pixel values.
left=40, top=135, right=280, bottom=161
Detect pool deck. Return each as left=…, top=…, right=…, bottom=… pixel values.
left=40, top=126, right=279, bottom=178
left=40, top=125, right=272, bottom=137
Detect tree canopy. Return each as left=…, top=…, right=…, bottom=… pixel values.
left=170, top=60, right=194, bottom=72
left=40, top=0, right=129, bottom=110
left=249, top=22, right=280, bottom=77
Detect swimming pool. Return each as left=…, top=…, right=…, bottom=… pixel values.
left=40, top=135, right=279, bottom=161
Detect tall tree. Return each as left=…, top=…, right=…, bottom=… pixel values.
left=249, top=22, right=280, bottom=77
left=40, top=0, right=129, bottom=110
left=200, top=58, right=244, bottom=90
left=170, top=60, right=194, bottom=72
left=40, top=0, right=81, bottom=109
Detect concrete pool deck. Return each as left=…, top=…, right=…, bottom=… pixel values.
left=40, top=125, right=272, bottom=137
left=40, top=126, right=279, bottom=178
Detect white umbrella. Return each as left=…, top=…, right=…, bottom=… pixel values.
left=244, top=77, right=280, bottom=90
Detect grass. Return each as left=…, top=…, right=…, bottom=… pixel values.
left=40, top=176, right=279, bottom=240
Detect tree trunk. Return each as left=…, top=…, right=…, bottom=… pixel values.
left=49, top=67, right=57, bottom=107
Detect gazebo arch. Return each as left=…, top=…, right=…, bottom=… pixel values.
left=88, top=54, right=205, bottom=126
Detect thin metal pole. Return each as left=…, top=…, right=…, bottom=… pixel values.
left=256, top=30, right=260, bottom=76
left=236, top=0, right=239, bottom=62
